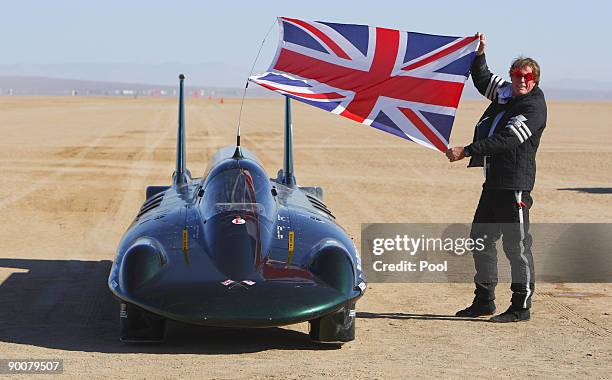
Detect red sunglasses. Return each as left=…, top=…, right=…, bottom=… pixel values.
left=511, top=69, right=535, bottom=82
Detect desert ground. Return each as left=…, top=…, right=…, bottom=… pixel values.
left=0, top=96, right=610, bottom=378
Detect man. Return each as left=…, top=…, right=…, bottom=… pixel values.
left=446, top=33, right=547, bottom=322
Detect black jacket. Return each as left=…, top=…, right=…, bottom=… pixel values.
left=464, top=54, right=547, bottom=191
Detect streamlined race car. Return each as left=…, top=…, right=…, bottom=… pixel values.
left=108, top=75, right=366, bottom=344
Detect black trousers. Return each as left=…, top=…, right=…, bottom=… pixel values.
left=470, top=189, right=535, bottom=310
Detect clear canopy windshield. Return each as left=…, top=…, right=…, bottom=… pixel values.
left=201, top=166, right=275, bottom=221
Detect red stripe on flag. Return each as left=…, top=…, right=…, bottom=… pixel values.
left=400, top=108, right=448, bottom=152
left=339, top=109, right=365, bottom=123
left=402, top=36, right=478, bottom=72
left=275, top=48, right=464, bottom=108
left=283, top=17, right=351, bottom=60
left=256, top=81, right=343, bottom=100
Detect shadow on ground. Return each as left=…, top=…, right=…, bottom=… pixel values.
left=357, top=311, right=489, bottom=322
left=0, top=258, right=336, bottom=353
left=557, top=187, right=612, bottom=194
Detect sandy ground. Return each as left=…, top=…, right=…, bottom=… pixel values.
left=0, top=96, right=610, bottom=379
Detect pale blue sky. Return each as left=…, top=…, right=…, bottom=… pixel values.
left=1, top=0, right=610, bottom=88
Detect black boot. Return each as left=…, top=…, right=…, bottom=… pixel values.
left=489, top=306, right=530, bottom=323
left=455, top=301, right=496, bottom=317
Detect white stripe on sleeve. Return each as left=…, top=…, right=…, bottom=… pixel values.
left=484, top=78, right=495, bottom=99
left=485, top=75, right=501, bottom=99
left=486, top=76, right=504, bottom=100
left=508, top=124, right=525, bottom=143
left=517, top=120, right=532, bottom=137
left=514, top=121, right=529, bottom=141
left=491, top=77, right=505, bottom=99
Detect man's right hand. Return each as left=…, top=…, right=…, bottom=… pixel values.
left=445, top=147, right=466, bottom=162
left=476, top=32, right=486, bottom=55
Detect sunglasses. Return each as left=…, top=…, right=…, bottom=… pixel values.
left=511, top=69, right=535, bottom=82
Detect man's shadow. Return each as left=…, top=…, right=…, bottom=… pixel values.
left=558, top=187, right=612, bottom=194
left=356, top=312, right=490, bottom=322
left=0, top=258, right=336, bottom=354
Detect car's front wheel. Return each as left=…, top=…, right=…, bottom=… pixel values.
left=119, top=302, right=166, bottom=343
left=308, top=302, right=355, bottom=344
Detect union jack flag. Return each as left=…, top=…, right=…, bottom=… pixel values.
left=249, top=17, right=479, bottom=151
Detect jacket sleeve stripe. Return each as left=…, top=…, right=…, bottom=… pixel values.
left=485, top=75, right=504, bottom=100
left=507, top=124, right=526, bottom=143
left=494, top=77, right=505, bottom=99
left=484, top=76, right=495, bottom=99
left=493, top=77, right=506, bottom=99
left=517, top=120, right=532, bottom=137
left=484, top=79, right=494, bottom=100
left=514, top=121, right=529, bottom=140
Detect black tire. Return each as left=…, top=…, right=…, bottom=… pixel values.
left=309, top=302, right=356, bottom=344
left=119, top=302, right=166, bottom=343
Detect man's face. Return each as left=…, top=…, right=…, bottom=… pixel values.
left=510, top=66, right=536, bottom=96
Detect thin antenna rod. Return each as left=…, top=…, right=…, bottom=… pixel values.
left=236, top=19, right=276, bottom=145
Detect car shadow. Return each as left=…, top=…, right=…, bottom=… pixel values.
left=557, top=187, right=612, bottom=194
left=0, top=258, right=338, bottom=353
left=357, top=311, right=490, bottom=322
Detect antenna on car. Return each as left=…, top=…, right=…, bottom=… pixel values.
left=232, top=124, right=243, bottom=159
left=234, top=20, right=275, bottom=160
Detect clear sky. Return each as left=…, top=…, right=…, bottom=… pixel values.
left=2, top=0, right=611, bottom=88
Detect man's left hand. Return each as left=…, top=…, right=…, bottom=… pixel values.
left=445, top=147, right=466, bottom=162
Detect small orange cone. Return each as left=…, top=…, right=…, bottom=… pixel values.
left=220, top=98, right=224, bottom=104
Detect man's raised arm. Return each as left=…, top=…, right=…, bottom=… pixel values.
left=471, top=33, right=507, bottom=102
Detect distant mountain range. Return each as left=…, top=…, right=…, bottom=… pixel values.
left=0, top=75, right=273, bottom=97
left=0, top=62, right=252, bottom=88
left=0, top=62, right=611, bottom=100
left=463, top=82, right=612, bottom=101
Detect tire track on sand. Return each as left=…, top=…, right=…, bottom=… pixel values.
left=539, top=293, right=611, bottom=337
left=82, top=108, right=174, bottom=328
left=0, top=114, right=132, bottom=211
